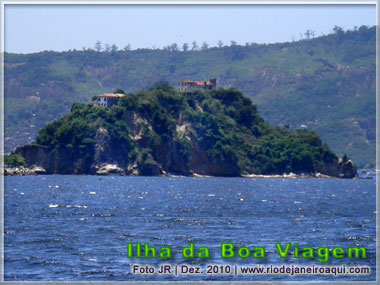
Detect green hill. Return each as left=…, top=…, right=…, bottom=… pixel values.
left=4, top=25, right=376, bottom=168
left=11, top=86, right=356, bottom=177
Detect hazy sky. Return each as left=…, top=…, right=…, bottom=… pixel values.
left=4, top=4, right=376, bottom=54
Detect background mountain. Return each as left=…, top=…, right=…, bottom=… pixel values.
left=4, top=25, right=376, bottom=168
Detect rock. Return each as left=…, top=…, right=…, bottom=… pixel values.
left=138, top=161, right=163, bottom=176
left=14, top=144, right=50, bottom=167
left=283, top=172, right=297, bottom=178
left=30, top=165, right=46, bottom=174
left=316, top=155, right=358, bottom=179
left=315, top=172, right=333, bottom=179
left=4, top=166, right=36, bottom=176
left=188, top=133, right=241, bottom=177
left=154, top=139, right=191, bottom=175
left=14, top=144, right=76, bottom=174
left=127, top=163, right=140, bottom=176
left=96, top=164, right=124, bottom=175
left=338, top=158, right=357, bottom=178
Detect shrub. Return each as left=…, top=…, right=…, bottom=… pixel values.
left=4, top=154, right=25, bottom=166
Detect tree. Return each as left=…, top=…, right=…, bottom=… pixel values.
left=201, top=41, right=209, bottom=50
left=305, top=30, right=311, bottom=39
left=182, top=43, right=189, bottom=52
left=104, top=44, right=111, bottom=52
left=304, top=29, right=315, bottom=39
left=114, top=88, right=125, bottom=94
left=333, top=25, right=344, bottom=34
left=111, top=44, right=118, bottom=52
left=151, top=81, right=173, bottom=92
left=4, top=154, right=25, bottom=166
left=170, top=43, right=179, bottom=51
left=94, top=41, right=102, bottom=52
left=191, top=41, right=198, bottom=51
left=123, top=44, right=131, bottom=51
left=217, top=40, right=223, bottom=48
left=333, top=25, right=345, bottom=41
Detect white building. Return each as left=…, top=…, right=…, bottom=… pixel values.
left=96, top=93, right=126, bottom=107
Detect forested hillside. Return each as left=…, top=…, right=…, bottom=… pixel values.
left=12, top=86, right=356, bottom=177
left=4, top=25, right=376, bottom=168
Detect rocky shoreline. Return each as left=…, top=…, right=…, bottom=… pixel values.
left=3, top=165, right=47, bottom=176
left=6, top=144, right=360, bottom=178
left=3, top=165, right=360, bottom=179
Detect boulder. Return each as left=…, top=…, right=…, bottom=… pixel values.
left=30, top=165, right=46, bottom=174
left=315, top=172, right=333, bottom=179
left=96, top=164, right=125, bottom=175
left=338, top=158, right=357, bottom=178
left=4, top=166, right=36, bottom=176
left=138, top=161, right=163, bottom=176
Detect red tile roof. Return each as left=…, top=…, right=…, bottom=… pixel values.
left=180, top=80, right=212, bottom=86
left=96, top=93, right=126, bottom=98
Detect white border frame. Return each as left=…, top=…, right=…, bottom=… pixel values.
left=0, top=1, right=378, bottom=284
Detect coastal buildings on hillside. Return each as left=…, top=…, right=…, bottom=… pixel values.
left=178, top=78, right=217, bottom=92
left=95, top=93, right=125, bottom=107
left=94, top=78, right=217, bottom=107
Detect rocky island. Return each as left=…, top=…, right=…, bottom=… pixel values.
left=5, top=84, right=357, bottom=178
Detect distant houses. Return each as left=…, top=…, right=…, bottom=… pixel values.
left=95, top=93, right=125, bottom=107
left=178, top=78, right=217, bottom=92
left=93, top=78, right=217, bottom=107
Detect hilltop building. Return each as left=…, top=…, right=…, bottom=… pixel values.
left=178, top=78, right=217, bottom=92
left=96, top=93, right=125, bottom=107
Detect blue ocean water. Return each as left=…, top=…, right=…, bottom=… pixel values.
left=4, top=176, right=376, bottom=281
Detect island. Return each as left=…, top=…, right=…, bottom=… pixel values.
left=4, top=83, right=357, bottom=178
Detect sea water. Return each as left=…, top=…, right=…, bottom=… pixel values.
left=4, top=176, right=376, bottom=281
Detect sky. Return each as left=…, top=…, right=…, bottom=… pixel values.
left=4, top=4, right=377, bottom=54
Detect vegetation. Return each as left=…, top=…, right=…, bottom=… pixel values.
left=36, top=102, right=135, bottom=171
left=4, top=154, right=25, bottom=166
left=4, top=26, right=375, bottom=168
left=33, top=86, right=338, bottom=175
